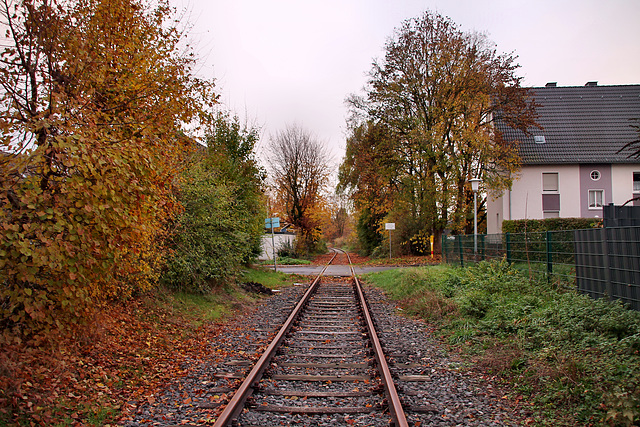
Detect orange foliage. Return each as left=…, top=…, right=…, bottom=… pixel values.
left=0, top=295, right=218, bottom=425
left=0, top=0, right=215, bottom=339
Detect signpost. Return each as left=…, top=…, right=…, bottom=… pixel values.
left=385, top=222, right=395, bottom=259
left=265, top=217, right=280, bottom=271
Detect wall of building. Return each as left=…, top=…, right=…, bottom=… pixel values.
left=259, top=233, right=296, bottom=260
left=512, top=164, right=582, bottom=218
left=488, top=165, right=582, bottom=233
left=579, top=164, right=611, bottom=218
left=486, top=189, right=504, bottom=234
left=612, top=164, right=640, bottom=205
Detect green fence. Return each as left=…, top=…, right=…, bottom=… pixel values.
left=442, top=226, right=640, bottom=311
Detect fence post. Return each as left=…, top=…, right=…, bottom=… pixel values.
left=546, top=231, right=553, bottom=277
left=441, top=234, right=446, bottom=264
left=601, top=227, right=613, bottom=301
left=481, top=234, right=486, bottom=261
left=506, top=232, right=511, bottom=264
left=457, top=235, right=464, bottom=268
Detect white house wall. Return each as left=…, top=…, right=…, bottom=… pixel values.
left=488, top=165, right=581, bottom=233
left=612, top=164, right=640, bottom=205
left=259, top=233, right=296, bottom=260
left=486, top=190, right=504, bottom=235
left=513, top=165, right=581, bottom=218
left=488, top=163, right=640, bottom=233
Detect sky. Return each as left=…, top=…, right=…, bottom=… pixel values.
left=173, top=0, right=640, bottom=164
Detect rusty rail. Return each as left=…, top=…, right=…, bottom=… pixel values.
left=212, top=252, right=337, bottom=427
left=213, top=249, right=408, bottom=426
left=342, top=249, right=409, bottom=427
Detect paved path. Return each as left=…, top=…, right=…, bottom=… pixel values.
left=266, top=264, right=400, bottom=276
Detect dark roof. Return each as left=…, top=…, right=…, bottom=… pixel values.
left=496, top=83, right=640, bottom=164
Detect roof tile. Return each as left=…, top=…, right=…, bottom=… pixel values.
left=496, top=84, right=640, bottom=164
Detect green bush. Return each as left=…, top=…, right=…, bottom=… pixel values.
left=162, top=114, right=266, bottom=293
left=502, top=217, right=600, bottom=233
left=277, top=239, right=298, bottom=258
left=364, top=260, right=640, bottom=425
left=355, top=206, right=384, bottom=256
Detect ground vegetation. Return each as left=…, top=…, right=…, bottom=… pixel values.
left=364, top=260, right=640, bottom=426
left=162, top=113, right=266, bottom=293
left=0, top=0, right=215, bottom=339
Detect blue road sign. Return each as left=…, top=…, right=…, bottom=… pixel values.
left=265, top=217, right=280, bottom=228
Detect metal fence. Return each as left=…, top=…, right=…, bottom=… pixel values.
left=441, top=226, right=640, bottom=311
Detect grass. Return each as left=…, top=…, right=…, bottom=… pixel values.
left=166, top=290, right=233, bottom=325
left=360, top=254, right=440, bottom=266
left=259, top=257, right=311, bottom=266
left=241, top=266, right=305, bottom=288
left=363, top=259, right=640, bottom=426
left=162, top=267, right=304, bottom=326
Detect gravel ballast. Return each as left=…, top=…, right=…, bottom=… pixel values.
left=119, top=280, right=525, bottom=426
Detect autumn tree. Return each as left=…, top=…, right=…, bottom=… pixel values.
left=320, top=191, right=352, bottom=244
left=342, top=11, right=537, bottom=255
left=267, top=124, right=331, bottom=255
left=338, top=121, right=396, bottom=255
left=0, top=0, right=214, bottom=337
left=162, top=113, right=266, bottom=293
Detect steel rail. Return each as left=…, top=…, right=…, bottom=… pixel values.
left=340, top=249, right=409, bottom=427
left=213, top=252, right=337, bottom=427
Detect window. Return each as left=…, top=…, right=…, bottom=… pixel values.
left=634, top=172, right=640, bottom=192
left=588, top=189, right=604, bottom=209
left=542, top=194, right=560, bottom=212
left=590, top=170, right=601, bottom=181
left=542, top=172, right=559, bottom=192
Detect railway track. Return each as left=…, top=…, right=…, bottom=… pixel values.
left=213, top=249, right=409, bottom=427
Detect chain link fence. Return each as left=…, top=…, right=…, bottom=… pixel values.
left=442, top=226, right=640, bottom=310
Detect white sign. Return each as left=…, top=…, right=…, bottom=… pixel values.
left=385, top=222, right=395, bottom=230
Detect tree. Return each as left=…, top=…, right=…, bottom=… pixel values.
left=162, top=113, right=266, bottom=293
left=0, top=0, right=214, bottom=336
left=320, top=192, right=352, bottom=244
left=338, top=121, right=396, bottom=255
left=620, top=118, right=640, bottom=158
left=267, top=124, right=330, bottom=255
left=342, top=11, right=537, bottom=255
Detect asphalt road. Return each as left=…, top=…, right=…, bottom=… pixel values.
left=265, top=264, right=400, bottom=276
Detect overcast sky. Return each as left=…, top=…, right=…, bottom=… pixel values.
left=174, top=0, right=640, bottom=163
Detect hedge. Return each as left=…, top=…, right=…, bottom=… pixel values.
left=502, top=218, right=601, bottom=234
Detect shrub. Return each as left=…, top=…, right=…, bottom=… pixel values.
left=502, top=217, right=600, bottom=233
left=457, top=289, right=493, bottom=318
left=277, top=239, right=298, bottom=259
left=364, top=259, right=640, bottom=425
left=0, top=0, right=209, bottom=338
left=355, top=207, right=384, bottom=256
left=162, top=114, right=266, bottom=293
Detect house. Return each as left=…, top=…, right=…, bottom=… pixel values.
left=487, top=82, right=640, bottom=234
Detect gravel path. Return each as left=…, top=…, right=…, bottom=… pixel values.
left=119, top=281, right=525, bottom=426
